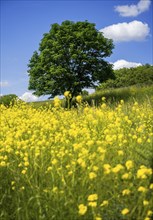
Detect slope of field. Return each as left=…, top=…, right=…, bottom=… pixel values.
left=0, top=98, right=153, bottom=220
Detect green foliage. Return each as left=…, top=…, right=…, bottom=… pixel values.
left=98, top=65, right=153, bottom=90
left=28, top=20, right=114, bottom=98
left=83, top=85, right=153, bottom=106
left=0, top=94, right=18, bottom=106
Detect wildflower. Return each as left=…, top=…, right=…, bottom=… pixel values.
left=89, top=172, right=97, bottom=180
left=137, top=138, right=142, bottom=144
left=87, top=194, right=98, bottom=201
left=93, top=166, right=99, bottom=172
left=118, top=150, right=124, bottom=156
left=11, top=181, right=15, bottom=185
left=144, top=217, right=151, bottom=220
left=0, top=161, right=6, bottom=167
left=64, top=91, right=71, bottom=98
left=125, top=160, right=134, bottom=170
left=122, top=189, right=131, bottom=196
left=147, top=210, right=153, bottom=216
left=143, top=200, right=149, bottom=206
left=122, top=173, right=130, bottom=180
left=88, top=202, right=97, bottom=207
left=100, top=200, right=109, bottom=207
left=120, top=100, right=124, bottom=104
left=78, top=204, right=87, bottom=215
left=149, top=183, right=153, bottom=189
left=102, top=97, right=106, bottom=101
left=76, top=95, right=82, bottom=103
left=52, top=159, right=58, bottom=165
left=112, top=164, right=124, bottom=173
left=47, top=166, right=52, bottom=172
left=101, top=103, right=106, bottom=108
left=103, top=164, right=111, bottom=174
left=21, top=170, right=26, bottom=174
left=53, top=97, right=61, bottom=107
left=137, top=166, right=152, bottom=179
left=95, top=216, right=102, bottom=220
left=24, top=161, right=29, bottom=166
left=52, top=187, right=58, bottom=193
left=121, top=208, right=129, bottom=215
left=138, top=186, right=147, bottom=192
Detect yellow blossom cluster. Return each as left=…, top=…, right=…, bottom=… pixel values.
left=0, top=99, right=153, bottom=220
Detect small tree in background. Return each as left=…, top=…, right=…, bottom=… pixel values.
left=28, top=20, right=114, bottom=99
left=0, top=94, right=18, bottom=106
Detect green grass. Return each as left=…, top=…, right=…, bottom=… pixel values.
left=30, top=85, right=153, bottom=108
left=83, top=85, right=153, bottom=106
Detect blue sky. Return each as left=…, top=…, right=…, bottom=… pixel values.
left=1, top=0, right=152, bottom=101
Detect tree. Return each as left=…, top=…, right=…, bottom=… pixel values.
left=0, top=94, right=18, bottom=106
left=28, top=20, right=114, bottom=98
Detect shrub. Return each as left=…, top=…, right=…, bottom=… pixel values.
left=0, top=94, right=18, bottom=106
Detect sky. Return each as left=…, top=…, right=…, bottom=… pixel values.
left=0, top=0, right=153, bottom=101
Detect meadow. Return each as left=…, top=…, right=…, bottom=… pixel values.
left=0, top=92, right=153, bottom=220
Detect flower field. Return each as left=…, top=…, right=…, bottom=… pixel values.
left=0, top=98, right=153, bottom=220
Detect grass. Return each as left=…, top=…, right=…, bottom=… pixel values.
left=83, top=85, right=153, bottom=106
left=29, top=85, right=153, bottom=109
left=0, top=94, right=153, bottom=220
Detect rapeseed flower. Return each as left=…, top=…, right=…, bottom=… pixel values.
left=121, top=208, right=129, bottom=215
left=87, top=194, right=98, bottom=201
left=78, top=204, right=87, bottom=215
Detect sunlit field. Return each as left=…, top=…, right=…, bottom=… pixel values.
left=0, top=97, right=153, bottom=220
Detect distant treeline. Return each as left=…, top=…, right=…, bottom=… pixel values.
left=97, top=64, right=153, bottom=90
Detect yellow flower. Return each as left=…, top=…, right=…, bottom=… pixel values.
left=118, top=150, right=124, bottom=156
left=138, top=186, right=147, bottom=192
left=147, top=210, right=153, bottom=216
left=24, top=161, right=29, bottom=166
left=144, top=218, right=151, bottom=220
left=21, top=170, right=26, bottom=174
left=149, top=183, right=153, bottom=189
left=76, top=95, right=82, bottom=103
left=103, top=164, right=111, bottom=174
left=95, top=216, right=102, bottom=220
left=64, top=91, right=71, bottom=98
left=112, top=164, right=124, bottom=173
left=53, top=97, right=61, bottom=107
left=125, top=160, right=134, bottom=170
left=52, top=159, right=58, bottom=165
left=121, top=208, right=129, bottom=215
left=0, top=161, right=6, bottom=167
left=89, top=172, right=97, bottom=180
left=52, top=187, right=58, bottom=193
left=88, top=201, right=97, bottom=207
left=137, top=166, right=152, bottom=179
left=143, top=200, right=149, bottom=206
left=137, top=138, right=142, bottom=144
left=78, top=204, right=87, bottom=215
left=122, top=173, right=130, bottom=180
left=87, top=194, right=98, bottom=201
left=93, top=166, right=99, bottom=172
left=122, top=189, right=131, bottom=196
left=100, top=200, right=109, bottom=207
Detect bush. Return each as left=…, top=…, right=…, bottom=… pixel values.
left=0, top=94, right=18, bottom=106
left=97, top=65, right=153, bottom=90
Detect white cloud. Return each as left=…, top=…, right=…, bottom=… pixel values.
left=115, top=0, right=151, bottom=17
left=19, top=92, right=39, bottom=102
left=0, top=81, right=9, bottom=87
left=113, top=59, right=142, bottom=70
left=100, top=20, right=150, bottom=42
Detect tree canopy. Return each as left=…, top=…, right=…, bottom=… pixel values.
left=97, top=64, right=153, bottom=90
left=28, top=20, right=114, bottom=98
